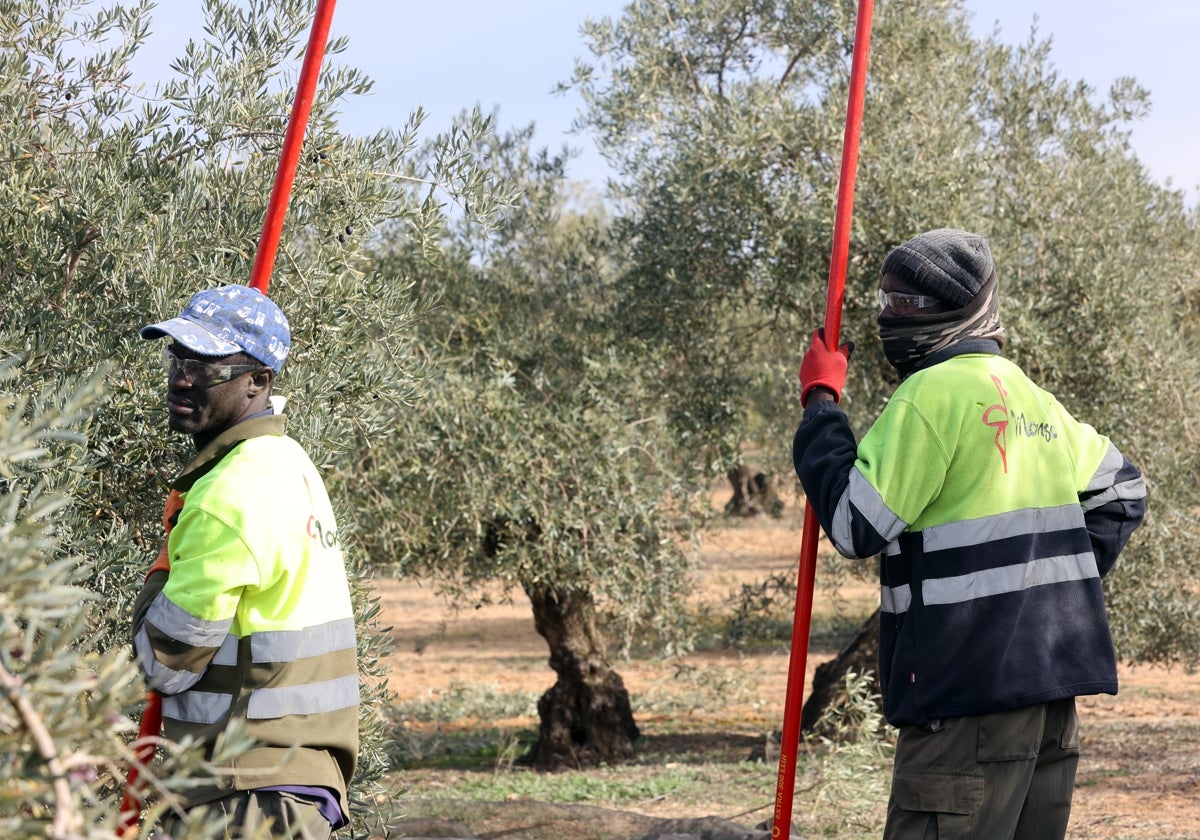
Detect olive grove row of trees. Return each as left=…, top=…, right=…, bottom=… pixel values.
left=362, top=0, right=1200, bottom=766
left=1, top=0, right=503, bottom=836
left=2, top=0, right=1198, bottom=836
left=571, top=0, right=1200, bottom=678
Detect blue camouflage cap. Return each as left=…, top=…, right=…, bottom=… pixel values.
left=140, top=284, right=291, bottom=373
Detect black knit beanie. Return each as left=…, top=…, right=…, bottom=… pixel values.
left=880, top=228, right=995, bottom=309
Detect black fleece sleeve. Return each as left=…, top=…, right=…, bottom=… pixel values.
left=792, top=400, right=859, bottom=542
left=130, top=569, right=168, bottom=649
left=1081, top=452, right=1147, bottom=578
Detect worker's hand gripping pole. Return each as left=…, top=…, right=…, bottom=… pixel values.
left=120, top=2, right=338, bottom=835
left=770, top=2, right=874, bottom=838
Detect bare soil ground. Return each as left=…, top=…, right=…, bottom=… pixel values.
left=370, top=492, right=1200, bottom=839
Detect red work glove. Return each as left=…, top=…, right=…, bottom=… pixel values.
left=799, top=328, right=854, bottom=406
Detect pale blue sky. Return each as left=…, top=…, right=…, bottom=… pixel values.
left=130, top=1, right=1198, bottom=200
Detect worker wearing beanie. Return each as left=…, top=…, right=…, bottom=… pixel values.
left=131, top=284, right=358, bottom=839
left=792, top=229, right=1146, bottom=838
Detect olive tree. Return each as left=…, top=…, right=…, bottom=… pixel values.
left=0, top=0, right=503, bottom=834
left=569, top=0, right=1200, bottom=719
left=0, top=368, right=144, bottom=840
left=358, top=125, right=709, bottom=768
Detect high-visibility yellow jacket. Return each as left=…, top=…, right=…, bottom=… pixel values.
left=794, top=348, right=1146, bottom=727
left=132, top=412, right=358, bottom=815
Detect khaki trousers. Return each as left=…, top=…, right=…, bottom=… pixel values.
left=159, top=790, right=333, bottom=840
left=883, top=698, right=1080, bottom=840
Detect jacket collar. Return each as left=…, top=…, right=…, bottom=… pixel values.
left=910, top=338, right=1002, bottom=376
left=172, top=412, right=286, bottom=492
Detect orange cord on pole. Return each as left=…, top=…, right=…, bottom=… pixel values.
left=770, top=2, right=875, bottom=837
left=119, top=3, right=339, bottom=835
left=249, top=0, right=339, bottom=294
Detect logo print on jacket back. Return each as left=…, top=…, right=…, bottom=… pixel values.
left=981, top=374, right=1060, bottom=475
left=982, top=374, right=1010, bottom=473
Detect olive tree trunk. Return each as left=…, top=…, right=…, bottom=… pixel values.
left=801, top=607, right=881, bottom=737
left=724, top=464, right=785, bottom=518
left=521, top=583, right=640, bottom=769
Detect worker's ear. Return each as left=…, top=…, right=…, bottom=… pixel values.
left=248, top=367, right=274, bottom=396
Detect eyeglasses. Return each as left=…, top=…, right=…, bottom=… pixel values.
left=877, top=289, right=943, bottom=314
left=162, top=348, right=262, bottom=387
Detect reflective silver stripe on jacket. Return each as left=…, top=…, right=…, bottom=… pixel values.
left=212, top=634, right=239, bottom=667
left=833, top=468, right=906, bottom=556
left=1081, top=443, right=1147, bottom=512
left=162, top=676, right=359, bottom=725
left=921, top=504, right=1084, bottom=553
left=923, top=553, right=1100, bottom=606
left=251, top=618, right=357, bottom=663
left=162, top=690, right=232, bottom=725
left=880, top=541, right=910, bottom=615
left=134, top=625, right=204, bottom=695
left=247, top=675, right=361, bottom=719
left=881, top=583, right=912, bottom=615
left=147, top=592, right=233, bottom=647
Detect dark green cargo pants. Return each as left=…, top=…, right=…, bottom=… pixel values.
left=157, top=789, right=333, bottom=839
left=883, top=698, right=1079, bottom=840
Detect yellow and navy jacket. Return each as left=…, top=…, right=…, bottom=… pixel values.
left=794, top=348, right=1146, bottom=727
left=132, top=412, right=359, bottom=813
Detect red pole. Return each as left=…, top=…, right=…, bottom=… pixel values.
left=117, top=692, right=162, bottom=836
left=771, top=1, right=874, bottom=837
left=249, top=0, right=339, bottom=294
left=120, top=3, right=338, bottom=834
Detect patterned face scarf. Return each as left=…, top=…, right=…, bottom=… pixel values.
left=877, top=272, right=1006, bottom=379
